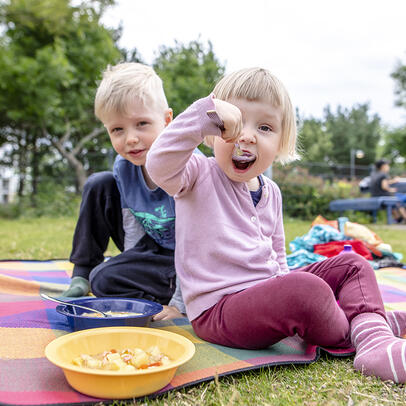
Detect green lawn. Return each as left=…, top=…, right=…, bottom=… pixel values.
left=0, top=216, right=120, bottom=260
left=2, top=216, right=404, bottom=260
left=1, top=216, right=406, bottom=405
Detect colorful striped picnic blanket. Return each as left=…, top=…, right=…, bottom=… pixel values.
left=1, top=260, right=405, bottom=405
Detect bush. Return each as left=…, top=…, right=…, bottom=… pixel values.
left=0, top=202, right=22, bottom=219
left=273, top=166, right=370, bottom=222
left=0, top=183, right=81, bottom=219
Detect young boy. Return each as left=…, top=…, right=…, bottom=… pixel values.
left=64, top=62, right=184, bottom=319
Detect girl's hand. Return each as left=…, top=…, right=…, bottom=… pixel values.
left=152, top=305, right=184, bottom=321
left=212, top=99, right=243, bottom=143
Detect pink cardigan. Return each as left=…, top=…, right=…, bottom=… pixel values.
left=146, top=96, right=289, bottom=321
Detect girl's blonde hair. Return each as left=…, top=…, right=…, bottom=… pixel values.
left=206, top=67, right=299, bottom=164
left=94, top=62, right=169, bottom=120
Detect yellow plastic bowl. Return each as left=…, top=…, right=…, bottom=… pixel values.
left=45, top=326, right=195, bottom=399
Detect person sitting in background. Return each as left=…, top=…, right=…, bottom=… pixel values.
left=369, top=159, right=406, bottom=224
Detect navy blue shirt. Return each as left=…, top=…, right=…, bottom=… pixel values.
left=113, top=155, right=176, bottom=250
left=250, top=176, right=264, bottom=207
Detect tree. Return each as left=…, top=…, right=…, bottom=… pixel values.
left=297, top=116, right=332, bottom=163
left=153, top=39, right=225, bottom=117
left=390, top=53, right=406, bottom=163
left=391, top=53, right=406, bottom=110
left=323, top=103, right=381, bottom=166
left=383, top=126, right=406, bottom=165
left=0, top=0, right=122, bottom=197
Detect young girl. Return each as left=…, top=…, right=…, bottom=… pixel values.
left=146, top=67, right=406, bottom=383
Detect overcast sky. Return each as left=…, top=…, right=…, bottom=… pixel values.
left=102, top=0, right=406, bottom=128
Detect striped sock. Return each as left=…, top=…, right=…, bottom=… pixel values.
left=386, top=311, right=406, bottom=338
left=351, top=312, right=406, bottom=383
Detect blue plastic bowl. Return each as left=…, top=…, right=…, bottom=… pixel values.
left=56, top=297, right=163, bottom=331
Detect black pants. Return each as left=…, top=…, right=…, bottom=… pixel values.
left=90, top=234, right=176, bottom=304
left=69, top=171, right=175, bottom=304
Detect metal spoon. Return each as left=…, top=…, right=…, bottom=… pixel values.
left=40, top=293, right=109, bottom=317
left=234, top=143, right=244, bottom=156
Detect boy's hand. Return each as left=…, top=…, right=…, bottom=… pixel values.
left=212, top=99, right=243, bottom=143
left=152, top=305, right=184, bottom=321
left=62, top=276, right=90, bottom=297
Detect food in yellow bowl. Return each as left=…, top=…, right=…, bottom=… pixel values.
left=45, top=326, right=195, bottom=399
left=72, top=345, right=170, bottom=371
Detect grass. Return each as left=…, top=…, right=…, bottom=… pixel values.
left=3, top=216, right=404, bottom=260
left=0, top=216, right=120, bottom=260
left=1, top=215, right=406, bottom=405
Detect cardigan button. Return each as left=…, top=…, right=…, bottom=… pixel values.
left=250, top=216, right=256, bottom=222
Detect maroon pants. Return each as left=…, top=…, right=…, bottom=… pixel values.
left=191, top=252, right=385, bottom=349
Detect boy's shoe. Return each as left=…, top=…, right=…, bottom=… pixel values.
left=62, top=276, right=90, bottom=297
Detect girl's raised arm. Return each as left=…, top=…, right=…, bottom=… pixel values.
left=146, top=96, right=222, bottom=196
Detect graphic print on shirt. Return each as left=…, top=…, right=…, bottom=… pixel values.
left=130, top=206, right=175, bottom=247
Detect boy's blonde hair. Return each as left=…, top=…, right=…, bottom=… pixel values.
left=94, top=62, right=169, bottom=120
left=206, top=67, right=299, bottom=164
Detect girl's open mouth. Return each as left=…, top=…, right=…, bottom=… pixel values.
left=232, top=152, right=256, bottom=170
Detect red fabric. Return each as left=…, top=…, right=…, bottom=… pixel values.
left=313, top=240, right=373, bottom=260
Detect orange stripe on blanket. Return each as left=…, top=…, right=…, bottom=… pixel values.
left=0, top=327, right=62, bottom=359
left=0, top=274, right=40, bottom=296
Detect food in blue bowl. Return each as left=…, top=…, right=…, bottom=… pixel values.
left=56, top=297, right=163, bottom=331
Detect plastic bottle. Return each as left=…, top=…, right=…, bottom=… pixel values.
left=340, top=244, right=352, bottom=254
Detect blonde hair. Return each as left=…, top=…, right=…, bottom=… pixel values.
left=206, top=67, right=299, bottom=164
left=94, top=62, right=169, bottom=120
